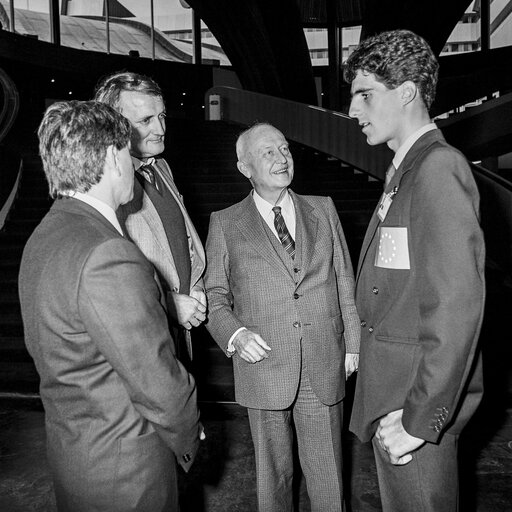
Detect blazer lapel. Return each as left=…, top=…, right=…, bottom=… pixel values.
left=289, top=191, right=316, bottom=284
left=154, top=159, right=206, bottom=287
left=356, top=128, right=444, bottom=282
left=235, top=194, right=293, bottom=280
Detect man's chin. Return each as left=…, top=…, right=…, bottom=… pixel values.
left=136, top=143, right=165, bottom=159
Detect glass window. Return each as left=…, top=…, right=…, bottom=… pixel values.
left=303, top=25, right=362, bottom=67
left=443, top=2, right=481, bottom=55
left=491, top=0, right=512, bottom=49
left=1, top=0, right=230, bottom=64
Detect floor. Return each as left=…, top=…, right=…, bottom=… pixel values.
left=0, top=392, right=511, bottom=512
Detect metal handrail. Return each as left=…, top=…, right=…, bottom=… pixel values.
left=205, top=86, right=393, bottom=180
left=205, top=86, right=512, bottom=278
left=0, top=66, right=19, bottom=144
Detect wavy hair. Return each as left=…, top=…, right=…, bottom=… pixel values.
left=344, top=30, right=439, bottom=110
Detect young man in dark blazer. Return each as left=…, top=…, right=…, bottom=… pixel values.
left=19, top=101, right=202, bottom=511
left=345, top=30, right=485, bottom=511
left=205, top=122, right=360, bottom=511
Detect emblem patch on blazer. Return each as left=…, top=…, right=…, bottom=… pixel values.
left=374, top=227, right=410, bottom=269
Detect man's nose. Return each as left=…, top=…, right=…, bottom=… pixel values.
left=277, top=150, right=288, bottom=163
left=348, top=100, right=359, bottom=119
left=152, top=118, right=165, bottom=135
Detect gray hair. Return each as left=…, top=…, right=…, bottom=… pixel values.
left=38, top=100, right=131, bottom=198
left=94, top=71, right=163, bottom=111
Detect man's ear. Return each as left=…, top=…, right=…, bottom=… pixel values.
left=401, top=81, right=418, bottom=106
left=106, top=145, right=121, bottom=177
left=237, top=160, right=251, bottom=179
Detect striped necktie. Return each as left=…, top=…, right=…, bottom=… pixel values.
left=141, top=163, right=160, bottom=192
left=272, top=206, right=295, bottom=259
left=385, top=162, right=396, bottom=188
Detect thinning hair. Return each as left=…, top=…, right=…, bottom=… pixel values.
left=344, top=29, right=439, bottom=110
left=236, top=122, right=282, bottom=162
left=38, top=100, right=131, bottom=198
left=94, top=71, right=163, bottom=111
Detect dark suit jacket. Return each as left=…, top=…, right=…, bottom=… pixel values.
left=350, top=129, right=485, bottom=444
left=205, top=191, right=360, bottom=410
left=19, top=197, right=200, bottom=512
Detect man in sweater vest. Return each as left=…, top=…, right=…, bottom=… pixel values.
left=95, top=72, right=206, bottom=363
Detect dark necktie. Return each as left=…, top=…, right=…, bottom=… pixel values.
left=384, top=162, right=396, bottom=188
left=272, top=206, right=295, bottom=259
left=141, top=163, right=160, bottom=192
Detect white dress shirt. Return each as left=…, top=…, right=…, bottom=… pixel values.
left=68, top=192, right=124, bottom=236
left=392, top=123, right=437, bottom=170
left=252, top=188, right=296, bottom=240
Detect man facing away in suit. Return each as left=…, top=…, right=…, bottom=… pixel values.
left=19, top=101, right=202, bottom=512
left=345, top=30, right=485, bottom=511
left=94, top=71, right=206, bottom=364
left=204, top=122, right=360, bottom=512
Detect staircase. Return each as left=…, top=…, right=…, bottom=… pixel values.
left=0, top=119, right=383, bottom=401
left=0, top=146, right=51, bottom=394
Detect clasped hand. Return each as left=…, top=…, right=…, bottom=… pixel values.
left=169, top=289, right=207, bottom=330
left=375, top=409, right=425, bottom=465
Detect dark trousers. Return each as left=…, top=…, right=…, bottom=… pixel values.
left=372, top=432, right=459, bottom=512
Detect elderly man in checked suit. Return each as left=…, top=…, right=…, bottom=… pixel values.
left=204, top=122, right=360, bottom=512
left=95, top=71, right=206, bottom=363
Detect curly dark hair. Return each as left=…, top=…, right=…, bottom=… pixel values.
left=344, top=29, right=439, bottom=110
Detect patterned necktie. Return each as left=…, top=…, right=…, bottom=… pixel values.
left=272, top=206, right=295, bottom=259
left=141, top=163, right=160, bottom=192
left=384, top=162, right=396, bottom=188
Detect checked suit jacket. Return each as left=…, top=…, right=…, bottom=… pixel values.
left=204, top=190, right=360, bottom=410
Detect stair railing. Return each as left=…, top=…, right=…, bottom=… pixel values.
left=0, top=67, right=22, bottom=231
left=204, top=85, right=512, bottom=282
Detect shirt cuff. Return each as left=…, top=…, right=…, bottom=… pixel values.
left=227, top=327, right=246, bottom=356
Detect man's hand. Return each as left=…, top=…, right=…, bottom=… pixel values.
left=190, top=287, right=207, bottom=309
left=375, top=409, right=425, bottom=465
left=168, top=291, right=207, bottom=330
left=232, top=329, right=271, bottom=363
left=345, top=353, right=359, bottom=379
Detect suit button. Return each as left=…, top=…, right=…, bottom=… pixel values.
left=368, top=327, right=374, bottom=333
left=293, top=293, right=300, bottom=299
left=293, top=321, right=300, bottom=328
left=294, top=267, right=300, bottom=273
left=372, top=287, right=379, bottom=294
left=360, top=320, right=367, bottom=327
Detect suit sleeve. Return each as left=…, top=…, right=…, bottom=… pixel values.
left=204, top=212, right=246, bottom=353
left=78, top=238, right=201, bottom=471
left=327, top=197, right=361, bottom=353
left=402, top=148, right=485, bottom=442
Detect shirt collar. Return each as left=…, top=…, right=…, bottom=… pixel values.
left=132, top=156, right=156, bottom=173
left=67, top=191, right=124, bottom=236
left=252, top=188, right=293, bottom=216
left=392, top=123, right=437, bottom=170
